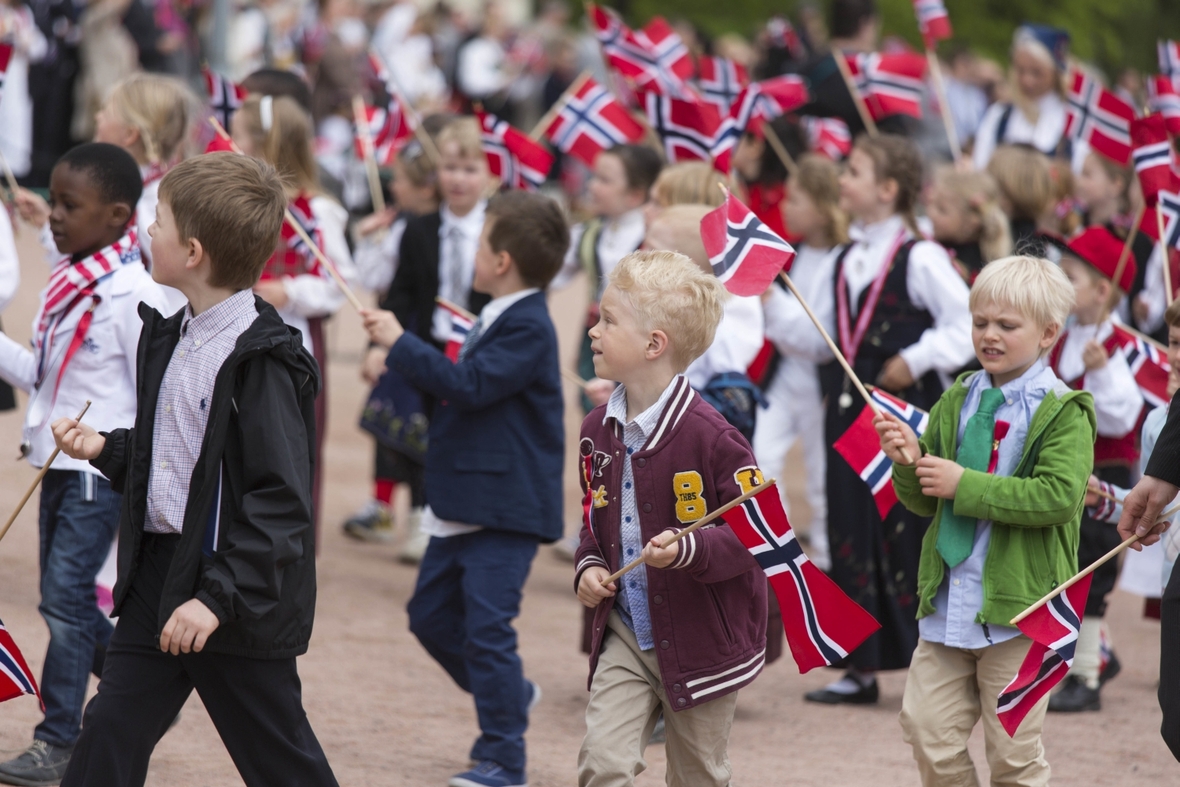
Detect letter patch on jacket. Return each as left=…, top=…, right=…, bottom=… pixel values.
left=733, top=466, right=766, bottom=495
left=673, top=470, right=706, bottom=523
left=581, top=437, right=613, bottom=509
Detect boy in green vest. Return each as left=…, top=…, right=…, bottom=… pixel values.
left=874, top=255, right=1096, bottom=786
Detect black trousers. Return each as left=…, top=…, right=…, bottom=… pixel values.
left=62, top=534, right=338, bottom=787
left=1161, top=553, right=1180, bottom=761
left=1079, top=465, right=1132, bottom=617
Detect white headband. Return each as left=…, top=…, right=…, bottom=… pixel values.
left=260, top=95, right=274, bottom=133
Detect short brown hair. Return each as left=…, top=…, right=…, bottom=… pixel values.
left=159, top=153, right=287, bottom=290
left=484, top=191, right=570, bottom=288
left=853, top=133, right=923, bottom=233
left=1166, top=298, right=1180, bottom=330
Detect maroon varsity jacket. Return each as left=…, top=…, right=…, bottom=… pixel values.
left=574, top=376, right=768, bottom=711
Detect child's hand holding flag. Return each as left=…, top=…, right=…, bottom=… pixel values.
left=874, top=410, right=920, bottom=466
left=361, top=308, right=405, bottom=349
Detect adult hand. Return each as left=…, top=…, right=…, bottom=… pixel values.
left=159, top=598, right=220, bottom=655
left=876, top=355, right=915, bottom=393
left=1116, top=475, right=1180, bottom=549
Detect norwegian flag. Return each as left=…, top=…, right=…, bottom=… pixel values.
left=804, top=116, right=853, bottom=160
left=354, top=102, right=412, bottom=166
left=765, top=16, right=801, bottom=57
left=1160, top=40, right=1180, bottom=89
left=700, top=190, right=796, bottom=296
left=641, top=91, right=721, bottom=163
left=1158, top=190, right=1180, bottom=254
left=913, top=0, right=952, bottom=49
left=1132, top=114, right=1179, bottom=207
left=1148, top=76, right=1180, bottom=137
left=697, top=56, right=749, bottom=113
left=997, top=576, right=1092, bottom=737
left=437, top=301, right=475, bottom=363
left=587, top=4, right=693, bottom=98
left=833, top=389, right=929, bottom=519
left=202, top=67, right=247, bottom=131
left=542, top=77, right=646, bottom=168
left=1111, top=325, right=1172, bottom=409
left=721, top=484, right=881, bottom=673
left=636, top=17, right=695, bottom=85
left=711, top=75, right=810, bottom=172
left=1064, top=71, right=1136, bottom=167
left=846, top=52, right=927, bottom=121
left=0, top=619, right=41, bottom=709
left=476, top=110, right=554, bottom=191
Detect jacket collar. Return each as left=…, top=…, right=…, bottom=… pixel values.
left=603, top=375, right=695, bottom=452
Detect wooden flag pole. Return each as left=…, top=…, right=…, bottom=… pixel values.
left=833, top=49, right=879, bottom=137
left=561, top=368, right=590, bottom=388
left=1010, top=500, right=1180, bottom=626
left=600, top=480, right=774, bottom=585
left=434, top=295, right=476, bottom=322
left=762, top=122, right=799, bottom=179
left=925, top=50, right=961, bottom=162
left=1111, top=204, right=1145, bottom=294
left=0, top=402, right=92, bottom=545
left=352, top=95, right=387, bottom=214
left=1158, top=207, right=1174, bottom=307
left=530, top=70, right=593, bottom=142
left=208, top=117, right=365, bottom=313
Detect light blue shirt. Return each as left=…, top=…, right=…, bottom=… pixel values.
left=604, top=376, right=682, bottom=651
left=920, top=359, right=1065, bottom=649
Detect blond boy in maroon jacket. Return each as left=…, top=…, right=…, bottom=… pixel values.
left=574, top=250, right=768, bottom=787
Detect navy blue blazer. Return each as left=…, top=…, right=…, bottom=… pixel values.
left=385, top=291, right=564, bottom=542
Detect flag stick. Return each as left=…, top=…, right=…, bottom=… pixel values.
left=208, top=116, right=365, bottom=313
left=561, top=368, right=589, bottom=388
left=1010, top=500, right=1180, bottom=626
left=352, top=95, right=386, bottom=214
left=434, top=295, right=476, bottom=321
left=0, top=148, right=19, bottom=203
left=599, top=480, right=774, bottom=585
left=1158, top=207, right=1173, bottom=307
left=530, top=71, right=593, bottom=141
left=0, top=401, right=92, bottom=545
left=1111, top=204, right=1144, bottom=293
left=833, top=49, right=879, bottom=137
left=369, top=48, right=442, bottom=166
left=762, top=121, right=799, bottom=178
left=925, top=50, right=961, bottom=163
left=777, top=270, right=914, bottom=465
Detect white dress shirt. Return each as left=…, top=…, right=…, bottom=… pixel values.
left=353, top=215, right=409, bottom=294
left=0, top=207, right=19, bottom=312
left=551, top=209, right=647, bottom=294
left=972, top=92, right=1067, bottom=170
left=431, top=201, right=487, bottom=343
left=1054, top=318, right=1144, bottom=438
left=763, top=244, right=841, bottom=379
left=685, top=294, right=763, bottom=388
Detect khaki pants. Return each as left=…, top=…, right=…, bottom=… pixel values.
left=900, top=637, right=1050, bottom=787
left=578, top=611, right=737, bottom=787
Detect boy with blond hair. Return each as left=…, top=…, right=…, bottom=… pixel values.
left=575, top=250, right=768, bottom=787
left=875, top=255, right=1096, bottom=786
left=51, top=153, right=338, bottom=786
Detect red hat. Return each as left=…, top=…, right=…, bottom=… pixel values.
left=1065, top=226, right=1136, bottom=293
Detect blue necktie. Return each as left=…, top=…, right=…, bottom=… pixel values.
left=457, top=317, right=482, bottom=363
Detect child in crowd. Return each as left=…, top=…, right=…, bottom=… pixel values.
left=343, top=138, right=441, bottom=542
left=0, top=202, right=18, bottom=415
left=380, top=116, right=494, bottom=562
left=729, top=115, right=808, bottom=240
left=644, top=161, right=726, bottom=226
left=987, top=145, right=1055, bottom=254
left=1046, top=227, right=1145, bottom=712
left=50, top=152, right=338, bottom=786
left=362, top=191, right=569, bottom=787
left=758, top=154, right=849, bottom=572
left=574, top=250, right=767, bottom=787
left=926, top=166, right=1012, bottom=284
left=0, top=143, right=169, bottom=786
left=877, top=255, right=1094, bottom=786
left=232, top=92, right=358, bottom=539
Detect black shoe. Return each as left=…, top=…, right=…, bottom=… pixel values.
left=804, top=679, right=879, bottom=705
left=0, top=740, right=73, bottom=786
left=648, top=714, right=666, bottom=745
left=1099, top=651, right=1121, bottom=686
left=1047, top=675, right=1101, bottom=713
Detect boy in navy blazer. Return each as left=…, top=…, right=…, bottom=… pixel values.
left=363, top=191, right=569, bottom=787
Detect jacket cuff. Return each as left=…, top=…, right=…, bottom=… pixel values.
left=666, top=527, right=698, bottom=570
left=90, top=431, right=119, bottom=478
left=195, top=589, right=231, bottom=626
left=574, top=554, right=609, bottom=591
left=951, top=468, right=991, bottom=520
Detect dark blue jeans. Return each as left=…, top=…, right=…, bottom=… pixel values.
left=407, top=530, right=538, bottom=774
left=35, top=470, right=120, bottom=748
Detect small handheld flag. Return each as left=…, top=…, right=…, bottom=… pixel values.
left=1160, top=40, right=1180, bottom=89
left=587, top=4, right=694, bottom=99
left=1065, top=71, right=1136, bottom=167
left=436, top=299, right=476, bottom=363
left=700, top=190, right=795, bottom=296
left=477, top=110, right=554, bottom=191
left=0, top=619, right=42, bottom=709
left=1110, top=325, right=1171, bottom=409
left=711, top=75, right=809, bottom=173
left=913, top=0, right=953, bottom=49
left=542, top=77, right=646, bottom=168
left=845, top=52, right=927, bottom=121
left=1131, top=114, right=1179, bottom=207
left=696, top=56, right=749, bottom=113
left=804, top=116, right=852, bottom=160
left=641, top=91, right=722, bottom=164
left=833, top=389, right=929, bottom=519
left=1148, top=76, right=1180, bottom=137
left=202, top=67, right=247, bottom=132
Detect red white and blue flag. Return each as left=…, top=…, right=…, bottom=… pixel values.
left=0, top=619, right=41, bottom=709
left=641, top=91, right=722, bottom=163
left=1132, top=114, right=1179, bottom=208
left=711, top=75, right=810, bottom=172
left=997, top=576, right=1092, bottom=737
left=437, top=300, right=476, bottom=363
left=635, top=17, right=695, bottom=88
left=476, top=110, right=554, bottom=191
left=700, top=190, right=795, bottom=296
left=1160, top=40, right=1180, bottom=89
left=765, top=16, right=802, bottom=58
left=697, top=56, right=749, bottom=113
left=804, top=116, right=853, bottom=160
left=1110, top=325, right=1172, bottom=409
left=1157, top=190, right=1180, bottom=254
left=1148, top=76, right=1180, bottom=137
left=202, top=67, right=247, bottom=132
left=846, top=52, right=927, bottom=121
left=913, top=0, right=952, bottom=49
left=833, top=389, right=929, bottom=519
left=1065, top=71, right=1136, bottom=167
left=542, top=77, right=646, bottom=168
left=587, top=5, right=694, bottom=99
left=354, top=102, right=412, bottom=166
left=721, top=484, right=881, bottom=673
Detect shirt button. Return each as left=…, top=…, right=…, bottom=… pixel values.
left=165, top=405, right=171, bottom=413
left=625, top=516, right=632, bottom=523
left=178, top=350, right=185, bottom=357
left=160, top=461, right=167, bottom=469
left=625, top=482, right=632, bottom=490
left=677, top=697, right=686, bottom=707
left=672, top=682, right=681, bottom=692
left=660, top=640, right=670, bottom=650
left=636, top=458, right=647, bottom=468
left=654, top=595, right=663, bottom=604
left=194, top=340, right=201, bottom=347
left=953, top=579, right=961, bottom=586
left=642, top=503, right=652, bottom=513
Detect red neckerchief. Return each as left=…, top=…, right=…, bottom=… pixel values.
left=262, top=193, right=322, bottom=281
left=835, top=227, right=907, bottom=368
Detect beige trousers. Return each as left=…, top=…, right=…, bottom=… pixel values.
left=899, top=637, right=1051, bottom=787
left=578, top=611, right=738, bottom=787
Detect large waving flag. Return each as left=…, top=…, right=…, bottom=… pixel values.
left=846, top=52, right=927, bottom=121
left=541, top=77, right=646, bottom=168
left=721, top=483, right=881, bottom=673
left=476, top=110, right=554, bottom=191
left=912, top=0, right=952, bottom=49
left=202, top=67, right=247, bottom=131
left=641, top=91, right=721, bottom=163
left=833, top=389, right=929, bottom=519
left=1110, top=325, right=1172, bottom=409
left=700, top=190, right=795, bottom=296
left=1148, top=76, right=1180, bottom=137
left=997, top=576, right=1092, bottom=736
left=1065, top=71, right=1136, bottom=167
left=697, top=56, right=749, bottom=113
left=0, top=619, right=41, bottom=709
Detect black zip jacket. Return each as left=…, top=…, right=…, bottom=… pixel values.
left=93, top=298, right=321, bottom=659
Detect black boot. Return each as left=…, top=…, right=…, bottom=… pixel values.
left=1048, top=675, right=1101, bottom=712
left=0, top=740, right=74, bottom=787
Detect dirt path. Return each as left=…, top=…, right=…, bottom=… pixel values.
left=0, top=232, right=1175, bottom=785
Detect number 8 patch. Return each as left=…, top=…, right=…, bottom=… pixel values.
left=672, top=471, right=706, bottom=523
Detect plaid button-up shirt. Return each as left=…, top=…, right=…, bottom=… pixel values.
left=145, top=290, right=258, bottom=534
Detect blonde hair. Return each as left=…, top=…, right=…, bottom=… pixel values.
left=236, top=95, right=319, bottom=195
left=436, top=116, right=484, bottom=160
left=609, top=250, right=728, bottom=370
left=969, top=255, right=1074, bottom=347
left=105, top=73, right=197, bottom=166
left=793, top=154, right=850, bottom=246
left=652, top=163, right=727, bottom=209
left=987, top=145, right=1054, bottom=223
left=645, top=204, right=711, bottom=271
left=932, top=167, right=1012, bottom=263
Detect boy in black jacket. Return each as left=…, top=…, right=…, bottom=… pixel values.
left=51, top=153, right=338, bottom=786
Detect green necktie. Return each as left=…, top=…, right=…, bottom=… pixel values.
left=936, top=387, right=1006, bottom=568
